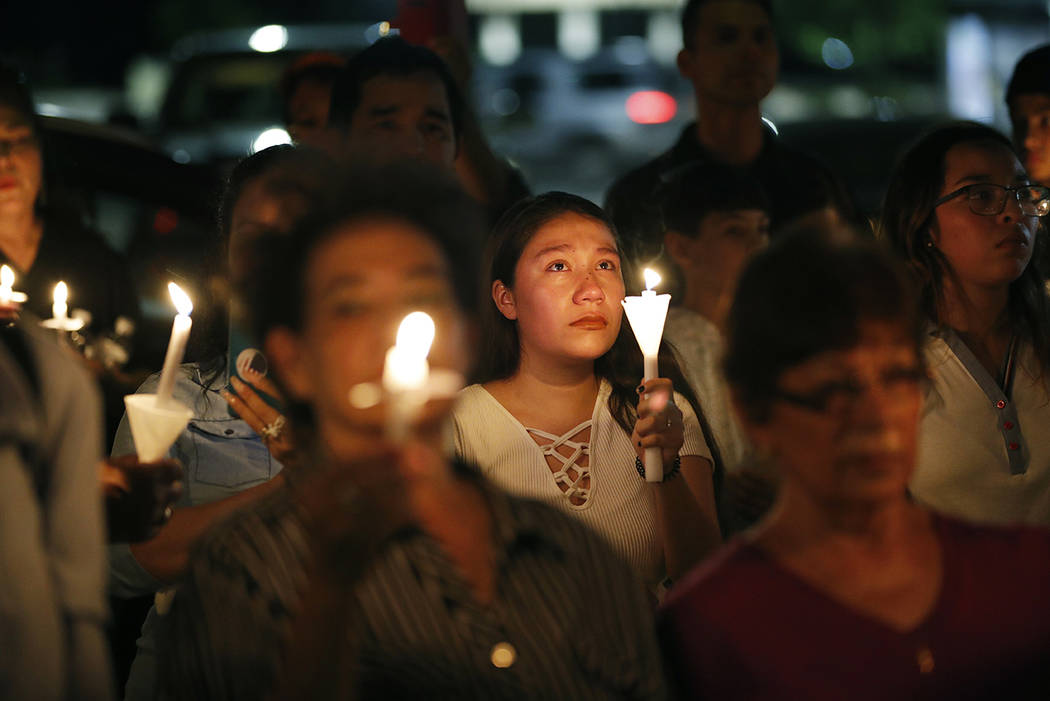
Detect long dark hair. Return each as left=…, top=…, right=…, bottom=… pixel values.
left=478, top=192, right=724, bottom=477
left=191, top=145, right=339, bottom=389
left=878, top=121, right=1050, bottom=378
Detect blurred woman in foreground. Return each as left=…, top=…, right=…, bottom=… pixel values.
left=658, top=231, right=1050, bottom=700
left=161, top=165, right=666, bottom=700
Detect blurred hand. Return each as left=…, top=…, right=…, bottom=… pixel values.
left=631, top=378, right=684, bottom=466
left=222, top=373, right=298, bottom=468
left=0, top=301, right=20, bottom=324
left=102, top=455, right=183, bottom=543
left=292, top=441, right=445, bottom=583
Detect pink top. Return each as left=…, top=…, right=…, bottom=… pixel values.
left=658, top=515, right=1050, bottom=700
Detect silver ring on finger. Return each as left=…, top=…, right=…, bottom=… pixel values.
left=261, top=415, right=287, bottom=441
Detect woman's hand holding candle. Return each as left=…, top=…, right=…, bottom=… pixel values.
left=632, top=378, right=684, bottom=467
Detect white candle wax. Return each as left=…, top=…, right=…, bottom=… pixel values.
left=53, top=281, right=68, bottom=321
left=155, top=283, right=193, bottom=407
left=0, top=265, right=11, bottom=306
left=0, top=264, right=27, bottom=305
left=621, top=268, right=671, bottom=482
left=381, top=312, right=435, bottom=442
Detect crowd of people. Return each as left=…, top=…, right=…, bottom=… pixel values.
left=4, top=0, right=1050, bottom=698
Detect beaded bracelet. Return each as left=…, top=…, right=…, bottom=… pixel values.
left=635, top=455, right=682, bottom=482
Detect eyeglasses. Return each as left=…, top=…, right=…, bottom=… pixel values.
left=770, top=367, right=927, bottom=415
left=0, top=135, right=38, bottom=158
left=933, top=183, right=1050, bottom=217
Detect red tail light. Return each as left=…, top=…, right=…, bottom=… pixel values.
left=626, top=91, right=677, bottom=124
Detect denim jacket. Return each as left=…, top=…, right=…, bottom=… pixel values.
left=108, top=362, right=283, bottom=700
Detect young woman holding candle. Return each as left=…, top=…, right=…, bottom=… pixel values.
left=108, top=144, right=336, bottom=701
left=451, top=192, right=722, bottom=590
left=880, top=122, right=1050, bottom=526
left=159, top=164, right=667, bottom=700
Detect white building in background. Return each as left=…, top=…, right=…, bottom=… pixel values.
left=468, top=0, right=681, bottom=66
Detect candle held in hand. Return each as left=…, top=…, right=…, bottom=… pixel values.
left=41, top=281, right=86, bottom=332
left=621, top=267, right=671, bottom=481
left=53, top=281, right=68, bottom=321
left=155, top=282, right=194, bottom=407
left=0, top=264, right=28, bottom=305
left=382, top=311, right=435, bottom=441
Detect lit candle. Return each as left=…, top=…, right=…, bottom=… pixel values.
left=621, top=268, right=672, bottom=482
left=53, top=281, right=68, bottom=321
left=155, top=282, right=193, bottom=407
left=382, top=311, right=435, bottom=442
left=0, top=264, right=28, bottom=305
left=40, top=281, right=87, bottom=331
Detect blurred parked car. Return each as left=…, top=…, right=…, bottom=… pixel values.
left=41, top=115, right=223, bottom=367
left=474, top=40, right=692, bottom=200
left=156, top=23, right=377, bottom=165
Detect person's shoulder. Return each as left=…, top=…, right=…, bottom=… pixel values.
left=660, top=539, right=768, bottom=615
left=455, top=383, right=489, bottom=405
left=935, top=511, right=1050, bottom=558
left=605, top=149, right=675, bottom=207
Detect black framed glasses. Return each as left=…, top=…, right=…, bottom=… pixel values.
left=933, top=183, right=1050, bottom=217
left=770, top=367, right=928, bottom=415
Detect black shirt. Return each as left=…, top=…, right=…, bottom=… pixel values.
left=604, top=122, right=842, bottom=251
left=14, top=217, right=138, bottom=333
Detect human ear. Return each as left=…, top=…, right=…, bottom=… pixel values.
left=664, top=230, right=693, bottom=269
left=264, top=328, right=313, bottom=401
left=492, top=280, right=518, bottom=321
left=676, top=48, right=695, bottom=82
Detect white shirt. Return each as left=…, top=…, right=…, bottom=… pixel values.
left=664, top=306, right=752, bottom=472
left=911, top=330, right=1050, bottom=526
left=451, top=379, right=711, bottom=587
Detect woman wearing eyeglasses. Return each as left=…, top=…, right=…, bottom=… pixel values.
left=880, top=122, right=1050, bottom=527
left=657, top=231, right=1050, bottom=700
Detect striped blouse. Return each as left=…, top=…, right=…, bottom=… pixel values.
left=158, top=469, right=668, bottom=700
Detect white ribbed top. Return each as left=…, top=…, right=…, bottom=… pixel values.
left=451, top=380, right=710, bottom=587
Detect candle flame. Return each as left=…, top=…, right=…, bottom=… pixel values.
left=396, top=311, right=435, bottom=357
left=53, top=281, right=68, bottom=305
left=643, top=268, right=661, bottom=291
left=1, top=265, right=13, bottom=288
left=168, top=282, right=193, bottom=316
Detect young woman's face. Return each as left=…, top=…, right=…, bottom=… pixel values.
left=273, top=217, right=470, bottom=453
left=0, top=106, right=42, bottom=217
left=745, top=320, right=924, bottom=507
left=501, top=212, right=625, bottom=367
left=929, top=141, right=1039, bottom=291
left=228, top=176, right=308, bottom=287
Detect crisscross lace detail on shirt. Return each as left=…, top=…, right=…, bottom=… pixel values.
left=526, top=420, right=592, bottom=508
